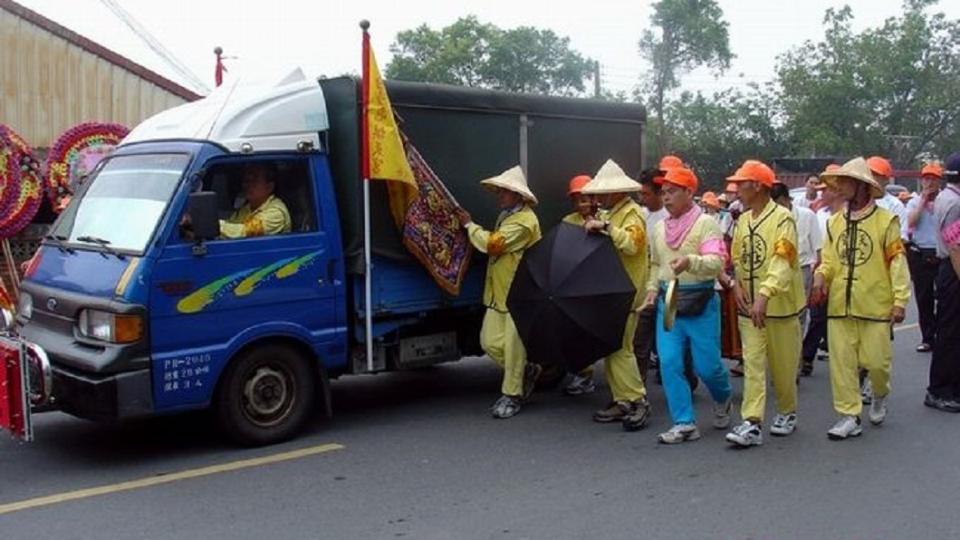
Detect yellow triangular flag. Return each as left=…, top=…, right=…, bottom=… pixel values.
left=364, top=38, right=418, bottom=226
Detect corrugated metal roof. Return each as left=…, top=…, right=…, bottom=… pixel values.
left=2, top=0, right=205, bottom=99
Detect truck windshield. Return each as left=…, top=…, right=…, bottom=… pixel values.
left=51, top=153, right=189, bottom=254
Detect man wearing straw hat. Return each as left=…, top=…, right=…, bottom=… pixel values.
left=642, top=166, right=733, bottom=444
left=812, top=157, right=911, bottom=440
left=581, top=160, right=653, bottom=430
left=724, top=160, right=806, bottom=447
left=455, top=166, right=542, bottom=419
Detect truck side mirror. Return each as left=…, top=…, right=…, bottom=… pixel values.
left=188, top=191, right=220, bottom=241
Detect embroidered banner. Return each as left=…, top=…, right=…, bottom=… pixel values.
left=400, top=136, right=472, bottom=296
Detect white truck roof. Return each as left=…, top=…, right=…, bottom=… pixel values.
left=123, top=68, right=329, bottom=153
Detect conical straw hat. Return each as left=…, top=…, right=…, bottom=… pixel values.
left=819, top=157, right=884, bottom=199
left=480, top=165, right=538, bottom=204
left=582, top=159, right=641, bottom=194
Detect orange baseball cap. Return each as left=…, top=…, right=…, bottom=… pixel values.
left=662, top=167, right=699, bottom=191
left=726, top=160, right=776, bottom=187
left=814, top=164, right=841, bottom=189
left=866, top=156, right=893, bottom=178
left=568, top=175, right=592, bottom=195
left=701, top=191, right=720, bottom=209
left=920, top=164, right=943, bottom=179
left=659, top=155, right=684, bottom=169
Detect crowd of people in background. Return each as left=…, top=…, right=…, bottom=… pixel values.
left=454, top=150, right=960, bottom=446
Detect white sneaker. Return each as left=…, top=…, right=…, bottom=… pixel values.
left=861, top=379, right=873, bottom=405
left=827, top=415, right=862, bottom=440
left=658, top=423, right=701, bottom=444
left=563, top=374, right=596, bottom=396
left=869, top=395, right=888, bottom=425
left=712, top=397, right=733, bottom=429
left=770, top=413, right=798, bottom=436
left=725, top=421, right=763, bottom=447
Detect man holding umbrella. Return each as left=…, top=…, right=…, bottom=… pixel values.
left=643, top=166, right=733, bottom=444
left=812, top=157, right=911, bottom=440
left=581, top=160, right=652, bottom=430
left=725, top=160, right=806, bottom=447
left=455, top=166, right=542, bottom=419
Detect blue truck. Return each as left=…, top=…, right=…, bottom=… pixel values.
left=14, top=71, right=646, bottom=445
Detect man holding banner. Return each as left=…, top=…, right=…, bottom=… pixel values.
left=455, top=167, right=542, bottom=419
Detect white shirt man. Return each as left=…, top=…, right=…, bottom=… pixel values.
left=793, top=205, right=822, bottom=268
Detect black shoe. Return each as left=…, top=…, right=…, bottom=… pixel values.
left=622, top=399, right=651, bottom=432
left=924, top=392, right=960, bottom=413
left=522, top=363, right=543, bottom=401
left=916, top=343, right=932, bottom=353
left=800, top=359, right=814, bottom=376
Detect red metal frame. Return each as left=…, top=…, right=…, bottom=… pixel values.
left=0, top=337, right=31, bottom=441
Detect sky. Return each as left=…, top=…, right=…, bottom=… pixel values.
left=16, top=0, right=960, bottom=97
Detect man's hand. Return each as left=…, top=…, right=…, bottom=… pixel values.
left=638, top=290, right=658, bottom=312
left=669, top=255, right=691, bottom=275
left=584, top=219, right=606, bottom=233
left=454, top=208, right=472, bottom=227
left=809, top=273, right=828, bottom=306
left=733, top=282, right=751, bottom=315
left=717, top=272, right=734, bottom=290
left=750, top=294, right=768, bottom=329
left=891, top=305, right=906, bottom=324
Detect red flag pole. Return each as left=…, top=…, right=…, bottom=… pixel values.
left=360, top=20, right=374, bottom=372
left=214, top=47, right=226, bottom=87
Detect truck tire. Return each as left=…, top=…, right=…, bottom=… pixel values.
left=215, top=344, right=316, bottom=446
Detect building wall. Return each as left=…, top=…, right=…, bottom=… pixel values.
left=0, top=7, right=190, bottom=147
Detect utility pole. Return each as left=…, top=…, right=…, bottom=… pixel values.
left=594, top=60, right=601, bottom=98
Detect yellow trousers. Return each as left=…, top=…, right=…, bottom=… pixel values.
left=827, top=318, right=892, bottom=416
left=480, top=309, right=527, bottom=397
left=738, top=316, right=800, bottom=422
left=604, top=311, right=647, bottom=402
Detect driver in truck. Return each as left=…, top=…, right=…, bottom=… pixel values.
left=219, top=164, right=293, bottom=238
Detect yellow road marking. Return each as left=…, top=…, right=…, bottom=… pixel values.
left=0, top=443, right=344, bottom=516
left=894, top=323, right=919, bottom=332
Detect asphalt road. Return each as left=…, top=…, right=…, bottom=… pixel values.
left=2, top=312, right=959, bottom=540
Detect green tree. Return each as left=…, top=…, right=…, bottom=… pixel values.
left=666, top=86, right=787, bottom=189
left=639, top=0, right=733, bottom=157
left=776, top=0, right=960, bottom=164
left=386, top=16, right=595, bottom=96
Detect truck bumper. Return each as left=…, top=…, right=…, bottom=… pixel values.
left=50, top=362, right=154, bottom=422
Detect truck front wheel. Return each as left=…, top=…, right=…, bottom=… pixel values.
left=215, top=344, right=316, bottom=446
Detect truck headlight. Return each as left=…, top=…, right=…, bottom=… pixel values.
left=78, top=310, right=143, bottom=343
left=18, top=293, right=32, bottom=320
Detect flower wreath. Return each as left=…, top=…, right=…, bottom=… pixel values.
left=44, top=122, right=129, bottom=210
left=0, top=125, right=43, bottom=238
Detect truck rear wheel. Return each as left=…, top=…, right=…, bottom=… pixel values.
left=215, top=344, right=316, bottom=446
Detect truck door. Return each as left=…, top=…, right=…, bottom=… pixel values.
left=148, top=154, right=343, bottom=411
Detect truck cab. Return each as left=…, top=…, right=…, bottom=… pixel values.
left=19, top=72, right=353, bottom=445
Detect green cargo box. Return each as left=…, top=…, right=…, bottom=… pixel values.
left=318, top=77, right=647, bottom=275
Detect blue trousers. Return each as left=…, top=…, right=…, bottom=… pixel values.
left=656, top=287, right=732, bottom=424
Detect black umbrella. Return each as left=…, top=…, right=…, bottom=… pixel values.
left=507, top=221, right=637, bottom=373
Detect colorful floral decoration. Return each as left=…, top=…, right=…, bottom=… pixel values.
left=44, top=122, right=129, bottom=209
left=0, top=125, right=44, bottom=238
